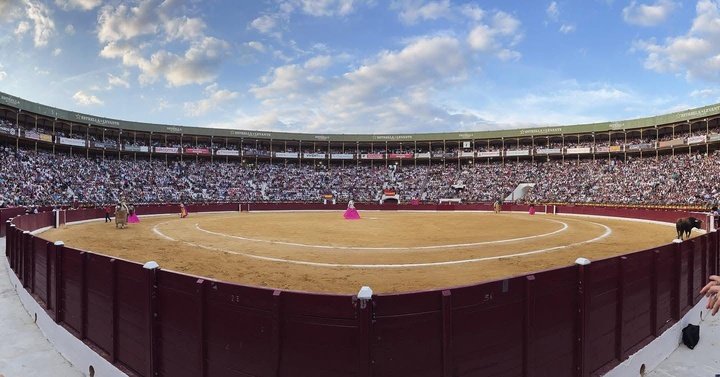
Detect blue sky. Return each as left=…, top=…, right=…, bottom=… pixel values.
left=0, top=0, right=719, bottom=134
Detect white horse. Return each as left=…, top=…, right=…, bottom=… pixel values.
left=115, top=203, right=129, bottom=229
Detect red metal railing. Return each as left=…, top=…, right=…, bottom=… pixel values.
left=4, top=205, right=718, bottom=377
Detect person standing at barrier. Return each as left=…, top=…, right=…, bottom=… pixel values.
left=700, top=275, right=720, bottom=315
left=180, top=203, right=188, bottom=218
left=104, top=204, right=113, bottom=223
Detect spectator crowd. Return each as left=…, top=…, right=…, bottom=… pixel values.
left=1, top=144, right=720, bottom=208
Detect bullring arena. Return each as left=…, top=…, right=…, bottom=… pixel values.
left=2, top=89, right=720, bottom=377
left=42, top=210, right=684, bottom=293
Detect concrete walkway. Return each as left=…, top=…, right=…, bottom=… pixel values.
left=649, top=308, right=720, bottom=377
left=0, top=239, right=83, bottom=377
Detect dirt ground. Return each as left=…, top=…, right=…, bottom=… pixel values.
left=40, top=211, right=689, bottom=294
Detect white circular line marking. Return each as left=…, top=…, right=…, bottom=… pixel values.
left=151, top=218, right=612, bottom=268
left=192, top=218, right=570, bottom=250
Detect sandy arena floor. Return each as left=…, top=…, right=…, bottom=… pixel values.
left=39, top=211, right=690, bottom=294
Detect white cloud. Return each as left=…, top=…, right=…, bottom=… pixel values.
left=634, top=0, right=720, bottom=81
left=96, top=1, right=230, bottom=87
left=15, top=21, right=30, bottom=36
left=247, top=41, right=266, bottom=52
left=467, top=11, right=522, bottom=59
left=303, top=55, right=332, bottom=70
left=560, top=24, right=576, bottom=33
left=52, top=47, right=61, bottom=56
left=690, top=88, right=720, bottom=97
left=547, top=2, right=560, bottom=21
left=250, top=15, right=277, bottom=34
left=163, top=16, right=206, bottom=41
left=183, top=83, right=239, bottom=116
left=25, top=0, right=56, bottom=47
left=0, top=71, right=6, bottom=81
left=248, top=36, right=483, bottom=133
left=289, top=0, right=366, bottom=17
left=64, top=24, right=75, bottom=35
left=72, top=91, right=103, bottom=106
left=0, top=0, right=25, bottom=23
left=460, top=3, right=484, bottom=21
left=107, top=73, right=130, bottom=88
left=394, top=0, right=452, bottom=24
left=623, top=0, right=678, bottom=26
left=55, top=0, right=102, bottom=11
left=97, top=1, right=158, bottom=43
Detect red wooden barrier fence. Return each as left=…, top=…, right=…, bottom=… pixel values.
left=4, top=205, right=717, bottom=377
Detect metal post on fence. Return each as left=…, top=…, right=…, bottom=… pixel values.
left=357, top=286, right=373, bottom=377
left=441, top=290, right=453, bottom=377
left=9, top=224, right=17, bottom=270
left=4, top=220, right=11, bottom=257
left=271, top=289, right=282, bottom=377
left=54, top=241, right=64, bottom=323
left=672, top=240, right=682, bottom=320
left=22, top=231, right=31, bottom=289
left=575, top=257, right=591, bottom=377
left=195, top=279, right=207, bottom=377
left=616, top=257, right=627, bottom=361
left=523, top=275, right=535, bottom=377
left=144, top=261, right=160, bottom=377
left=5, top=224, right=17, bottom=269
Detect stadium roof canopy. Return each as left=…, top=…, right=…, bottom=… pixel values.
left=2, top=91, right=719, bottom=142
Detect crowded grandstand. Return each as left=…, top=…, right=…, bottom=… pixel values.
left=2, top=92, right=720, bottom=208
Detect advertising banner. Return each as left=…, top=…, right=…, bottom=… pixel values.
left=687, top=135, right=707, bottom=144
left=708, top=134, right=720, bottom=142
left=459, top=151, right=475, bottom=157
left=59, top=137, right=86, bottom=147
left=415, top=152, right=431, bottom=158
left=275, top=152, right=299, bottom=158
left=609, top=145, right=623, bottom=152
left=361, top=153, right=384, bottom=159
left=658, top=138, right=684, bottom=147
left=566, top=147, right=591, bottom=154
left=303, top=153, right=326, bottom=159
left=185, top=148, right=211, bottom=155
left=462, top=141, right=471, bottom=148
left=0, top=125, right=16, bottom=135
left=506, top=150, right=529, bottom=156
left=39, top=134, right=53, bottom=142
left=388, top=153, right=414, bottom=159
left=627, top=143, right=654, bottom=151
left=24, top=130, right=39, bottom=140
left=536, top=148, right=561, bottom=154
left=155, top=147, right=179, bottom=154
left=596, top=146, right=609, bottom=153
left=330, top=153, right=354, bottom=159
left=478, top=151, right=500, bottom=157
left=216, top=149, right=240, bottom=156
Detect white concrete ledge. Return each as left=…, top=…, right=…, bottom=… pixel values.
left=605, top=298, right=716, bottom=377
left=1, top=240, right=126, bottom=377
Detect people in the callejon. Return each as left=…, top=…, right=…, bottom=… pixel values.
left=343, top=200, right=361, bottom=220
left=493, top=200, right=501, bottom=214
left=700, top=275, right=720, bottom=315
left=104, top=204, right=113, bottom=223
left=127, top=204, right=140, bottom=223
left=529, top=203, right=536, bottom=215
left=180, top=203, right=188, bottom=218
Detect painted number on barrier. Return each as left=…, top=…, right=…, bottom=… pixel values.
left=482, top=293, right=493, bottom=303
left=230, top=294, right=242, bottom=303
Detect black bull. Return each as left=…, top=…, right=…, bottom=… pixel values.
left=676, top=217, right=703, bottom=240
